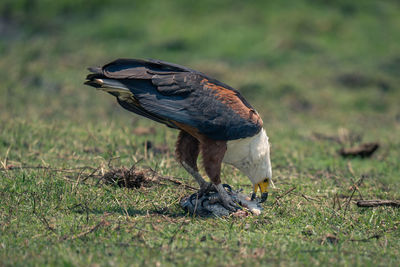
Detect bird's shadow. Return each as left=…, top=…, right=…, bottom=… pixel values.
left=87, top=205, right=188, bottom=218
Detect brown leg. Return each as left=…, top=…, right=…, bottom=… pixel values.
left=200, top=139, right=227, bottom=185
left=176, top=131, right=199, bottom=170
left=201, top=139, right=240, bottom=211
left=176, top=131, right=209, bottom=189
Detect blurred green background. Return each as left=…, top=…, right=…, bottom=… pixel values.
left=1, top=0, right=399, bottom=125
left=1, top=0, right=400, bottom=266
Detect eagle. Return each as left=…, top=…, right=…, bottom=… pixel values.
left=85, top=59, right=272, bottom=211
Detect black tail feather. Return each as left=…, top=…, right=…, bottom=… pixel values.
left=84, top=80, right=102, bottom=88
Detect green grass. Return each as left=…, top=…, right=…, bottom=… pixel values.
left=1, top=0, right=400, bottom=266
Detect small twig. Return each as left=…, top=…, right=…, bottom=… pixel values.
left=276, top=187, right=296, bottom=200
left=274, top=186, right=296, bottom=206
left=81, top=166, right=101, bottom=183
left=300, top=194, right=320, bottom=202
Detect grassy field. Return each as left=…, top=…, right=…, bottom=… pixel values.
left=1, top=0, right=400, bottom=266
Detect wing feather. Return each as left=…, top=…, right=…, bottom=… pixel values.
left=85, top=59, right=262, bottom=140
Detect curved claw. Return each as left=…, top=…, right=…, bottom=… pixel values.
left=222, top=184, right=233, bottom=192
left=223, top=198, right=242, bottom=212
left=197, top=182, right=216, bottom=198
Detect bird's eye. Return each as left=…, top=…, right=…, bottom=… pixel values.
left=263, top=178, right=268, bottom=182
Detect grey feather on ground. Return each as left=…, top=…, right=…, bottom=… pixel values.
left=180, top=186, right=263, bottom=217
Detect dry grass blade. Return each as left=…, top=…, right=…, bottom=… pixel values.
left=60, top=215, right=110, bottom=241
left=35, top=213, right=56, bottom=233
left=344, top=175, right=365, bottom=215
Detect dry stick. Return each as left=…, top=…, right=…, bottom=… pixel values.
left=274, top=186, right=296, bottom=206
left=357, top=200, right=400, bottom=208
left=81, top=166, right=101, bottom=183
left=300, top=193, right=320, bottom=202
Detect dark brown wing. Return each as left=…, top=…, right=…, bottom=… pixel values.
left=85, top=58, right=262, bottom=140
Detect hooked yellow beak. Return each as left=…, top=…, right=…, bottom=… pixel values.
left=251, top=179, right=269, bottom=203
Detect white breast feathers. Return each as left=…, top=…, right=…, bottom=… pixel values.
left=222, top=128, right=272, bottom=185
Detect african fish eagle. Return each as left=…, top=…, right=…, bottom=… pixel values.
left=85, top=59, right=272, bottom=211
